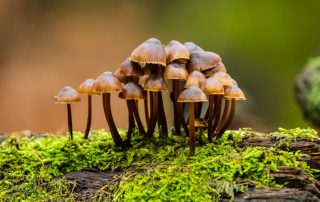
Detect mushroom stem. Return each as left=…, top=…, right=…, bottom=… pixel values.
left=144, top=93, right=150, bottom=127
left=172, top=80, right=181, bottom=135
left=146, top=92, right=158, bottom=138
left=211, top=95, right=222, bottom=138
left=102, top=93, right=123, bottom=147
left=218, top=100, right=230, bottom=132
left=189, top=102, right=195, bottom=156
left=132, top=100, right=146, bottom=135
left=125, top=100, right=135, bottom=146
left=207, top=95, right=215, bottom=142
left=83, top=95, right=92, bottom=139
left=217, top=99, right=235, bottom=138
left=67, top=103, right=73, bottom=140
left=158, top=92, right=168, bottom=138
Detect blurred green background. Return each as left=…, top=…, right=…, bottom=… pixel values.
left=1, top=0, right=320, bottom=133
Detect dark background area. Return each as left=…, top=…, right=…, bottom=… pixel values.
left=1, top=0, right=320, bottom=134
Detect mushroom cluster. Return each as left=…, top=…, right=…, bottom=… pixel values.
left=54, top=38, right=245, bottom=155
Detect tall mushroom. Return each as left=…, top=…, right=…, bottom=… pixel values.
left=216, top=85, right=246, bottom=138
left=78, top=79, right=98, bottom=139
left=54, top=86, right=80, bottom=140
left=178, top=86, right=207, bottom=156
left=200, top=77, right=224, bottom=142
left=93, top=72, right=124, bottom=147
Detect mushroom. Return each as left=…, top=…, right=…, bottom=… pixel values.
left=163, top=62, right=189, bottom=135
left=93, top=72, right=124, bottom=147
left=178, top=86, right=208, bottom=156
left=216, top=85, right=246, bottom=138
left=130, top=38, right=167, bottom=67
left=120, top=82, right=146, bottom=146
left=188, top=51, right=221, bottom=72
left=164, top=40, right=190, bottom=64
left=194, top=118, right=208, bottom=145
left=144, top=74, right=168, bottom=138
left=78, top=79, right=98, bottom=139
left=203, top=62, right=227, bottom=78
left=184, top=42, right=204, bottom=54
left=54, top=86, right=80, bottom=140
left=200, top=77, right=224, bottom=142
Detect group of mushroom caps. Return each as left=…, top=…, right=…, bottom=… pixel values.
left=54, top=38, right=246, bottom=156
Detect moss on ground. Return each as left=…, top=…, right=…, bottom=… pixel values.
left=0, top=128, right=319, bottom=201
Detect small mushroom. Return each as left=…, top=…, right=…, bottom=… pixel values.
left=188, top=51, right=221, bottom=72
left=178, top=86, right=208, bottom=156
left=93, top=72, right=124, bottom=147
left=184, top=42, right=204, bottom=54
left=54, top=86, right=80, bottom=140
left=200, top=77, right=224, bottom=142
left=164, top=40, right=190, bottom=64
left=78, top=79, right=98, bottom=139
left=216, top=85, right=246, bottom=138
left=130, top=38, right=167, bottom=67
left=163, top=62, right=189, bottom=135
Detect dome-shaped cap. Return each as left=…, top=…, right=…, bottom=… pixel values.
left=212, top=72, right=233, bottom=86
left=177, top=86, right=208, bottom=103
left=203, top=62, right=227, bottom=77
left=184, top=42, right=203, bottom=54
left=121, top=82, right=146, bottom=100
left=116, top=58, right=143, bottom=78
left=144, top=74, right=168, bottom=92
left=138, top=75, right=149, bottom=88
left=184, top=70, right=206, bottom=88
left=164, top=40, right=190, bottom=63
left=93, top=71, right=123, bottom=93
left=54, top=86, right=80, bottom=104
left=188, top=51, right=221, bottom=72
left=78, top=79, right=99, bottom=95
left=195, top=118, right=208, bottom=128
left=224, top=85, right=246, bottom=100
left=130, top=38, right=166, bottom=67
left=163, top=62, right=189, bottom=80
left=200, top=77, right=224, bottom=95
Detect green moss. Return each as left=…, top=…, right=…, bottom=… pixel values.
left=0, top=128, right=319, bottom=201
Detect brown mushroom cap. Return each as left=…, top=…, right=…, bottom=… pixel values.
left=184, top=70, right=206, bottom=88
left=115, top=58, right=143, bottom=78
left=130, top=38, right=166, bottom=67
left=177, top=86, right=208, bottom=103
left=144, top=74, right=168, bottom=92
left=184, top=42, right=204, bottom=54
left=138, top=75, right=149, bottom=88
left=203, top=62, right=227, bottom=77
left=200, top=77, right=224, bottom=95
left=194, top=118, right=208, bottom=128
left=78, top=79, right=99, bottom=95
left=163, top=62, right=189, bottom=80
left=188, top=51, right=221, bottom=72
left=212, top=72, right=233, bottom=86
left=54, top=86, right=81, bottom=104
left=224, top=85, right=246, bottom=100
left=164, top=40, right=190, bottom=63
left=93, top=71, right=123, bottom=93
left=121, top=82, right=146, bottom=100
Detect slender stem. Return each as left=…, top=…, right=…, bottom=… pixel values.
left=189, top=102, right=195, bottom=156
left=218, top=100, right=230, bottom=132
left=67, top=103, right=73, bottom=140
left=196, top=103, right=203, bottom=118
left=144, top=93, right=150, bottom=127
left=211, top=95, right=222, bottom=138
left=217, top=99, right=235, bottom=138
left=125, top=100, right=135, bottom=146
left=146, top=92, right=158, bottom=138
left=172, top=80, right=181, bottom=135
left=207, top=95, right=215, bottom=142
left=102, top=93, right=123, bottom=147
left=83, top=95, right=92, bottom=139
left=132, top=100, right=146, bottom=135
left=158, top=92, right=168, bottom=138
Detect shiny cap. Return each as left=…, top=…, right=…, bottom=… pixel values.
left=177, top=86, right=208, bottom=103
left=93, top=71, right=123, bottom=93
left=184, top=70, right=206, bottom=88
left=78, top=79, right=99, bottom=95
left=188, top=51, right=221, bottom=72
left=200, top=77, right=224, bottom=95
left=164, top=40, right=190, bottom=63
left=163, top=62, right=189, bottom=80
left=144, top=74, right=168, bottom=92
left=54, top=86, right=81, bottom=104
left=121, top=82, right=146, bottom=100
left=224, top=85, right=246, bottom=100
left=212, top=72, right=233, bottom=86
